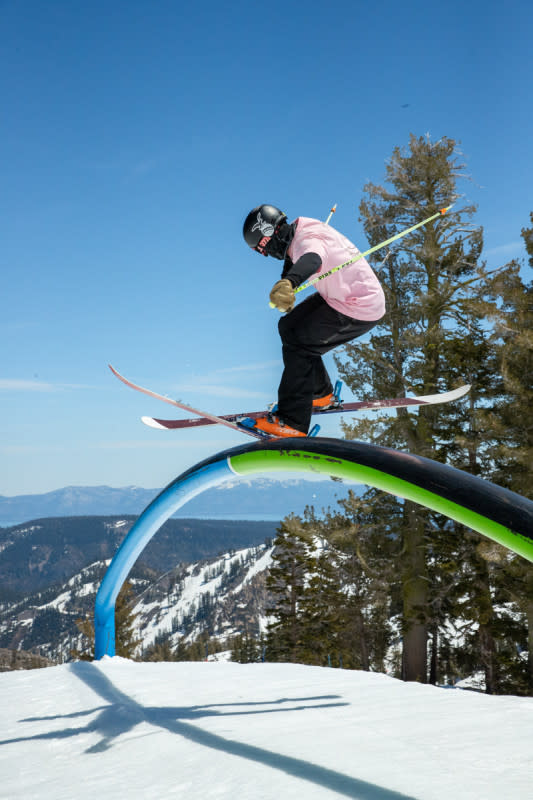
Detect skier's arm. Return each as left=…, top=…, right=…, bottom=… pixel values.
left=282, top=252, right=322, bottom=287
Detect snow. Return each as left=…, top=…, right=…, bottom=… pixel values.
left=132, top=555, right=238, bottom=643
left=105, top=520, right=128, bottom=529
left=226, top=546, right=274, bottom=595
left=132, top=545, right=273, bottom=648
left=1, top=659, right=532, bottom=799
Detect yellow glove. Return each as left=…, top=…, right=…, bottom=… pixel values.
left=269, top=279, right=295, bottom=313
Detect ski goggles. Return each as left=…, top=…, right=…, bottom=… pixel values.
left=254, top=235, right=272, bottom=256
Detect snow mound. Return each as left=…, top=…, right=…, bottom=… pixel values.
left=0, top=660, right=532, bottom=799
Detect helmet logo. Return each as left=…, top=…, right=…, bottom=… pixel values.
left=251, top=212, right=275, bottom=238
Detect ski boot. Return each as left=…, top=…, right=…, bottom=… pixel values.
left=312, top=380, right=343, bottom=412
left=266, top=381, right=343, bottom=417
left=238, top=412, right=320, bottom=439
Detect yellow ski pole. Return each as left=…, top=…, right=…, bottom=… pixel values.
left=269, top=204, right=453, bottom=309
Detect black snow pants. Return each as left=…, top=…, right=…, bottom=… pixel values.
left=277, top=293, right=381, bottom=433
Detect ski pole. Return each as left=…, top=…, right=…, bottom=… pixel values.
left=269, top=204, right=453, bottom=308
left=296, top=204, right=454, bottom=295
left=325, top=203, right=337, bottom=225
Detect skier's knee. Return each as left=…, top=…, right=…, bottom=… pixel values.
left=278, top=314, right=298, bottom=344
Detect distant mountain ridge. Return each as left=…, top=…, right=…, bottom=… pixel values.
left=0, top=478, right=355, bottom=525
left=0, top=486, right=157, bottom=524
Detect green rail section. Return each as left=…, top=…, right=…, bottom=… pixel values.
left=228, top=443, right=533, bottom=562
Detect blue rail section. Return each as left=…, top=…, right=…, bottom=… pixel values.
left=94, top=458, right=234, bottom=659
left=94, top=438, right=533, bottom=659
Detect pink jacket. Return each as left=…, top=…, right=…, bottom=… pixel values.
left=287, top=217, right=386, bottom=321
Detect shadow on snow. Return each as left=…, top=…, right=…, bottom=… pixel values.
left=2, top=662, right=419, bottom=800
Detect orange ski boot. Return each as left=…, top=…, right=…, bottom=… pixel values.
left=312, top=380, right=343, bottom=411
left=238, top=413, right=320, bottom=439
left=250, top=414, right=306, bottom=438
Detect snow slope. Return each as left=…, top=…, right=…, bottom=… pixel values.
left=1, top=659, right=532, bottom=799
left=133, top=544, right=274, bottom=649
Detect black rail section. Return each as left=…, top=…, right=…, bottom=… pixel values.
left=180, top=437, right=533, bottom=540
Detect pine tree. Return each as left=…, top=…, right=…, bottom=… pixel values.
left=297, top=549, right=343, bottom=667
left=521, top=212, right=533, bottom=268
left=336, top=134, right=492, bottom=682
left=425, top=323, right=506, bottom=691
left=265, top=515, right=314, bottom=663
left=174, top=632, right=215, bottom=661
left=71, top=580, right=142, bottom=661
left=484, top=263, right=533, bottom=498
left=321, top=491, right=396, bottom=672
left=230, top=633, right=261, bottom=663
left=266, top=507, right=394, bottom=671
left=477, top=216, right=533, bottom=693
left=113, top=581, right=143, bottom=658
left=143, top=635, right=177, bottom=662
left=71, top=615, right=96, bottom=662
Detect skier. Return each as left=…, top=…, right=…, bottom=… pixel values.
left=242, top=204, right=386, bottom=438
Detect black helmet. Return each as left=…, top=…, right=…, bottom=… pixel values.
left=243, top=204, right=287, bottom=256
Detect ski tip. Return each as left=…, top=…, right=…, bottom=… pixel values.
left=417, top=384, right=471, bottom=404
left=141, top=416, right=167, bottom=430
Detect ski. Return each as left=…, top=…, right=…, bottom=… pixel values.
left=139, top=383, right=472, bottom=431
left=108, top=364, right=267, bottom=440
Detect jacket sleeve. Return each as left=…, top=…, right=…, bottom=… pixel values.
left=282, top=251, right=322, bottom=287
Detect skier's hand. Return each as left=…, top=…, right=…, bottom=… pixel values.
left=269, top=279, right=295, bottom=313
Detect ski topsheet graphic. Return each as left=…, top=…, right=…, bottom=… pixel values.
left=108, top=365, right=470, bottom=433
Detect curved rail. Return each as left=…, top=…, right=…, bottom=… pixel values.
left=94, top=438, right=533, bottom=658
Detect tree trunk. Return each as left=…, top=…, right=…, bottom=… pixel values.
left=355, top=609, right=370, bottom=671
left=526, top=600, right=533, bottom=696
left=472, top=554, right=499, bottom=694
left=429, top=624, right=438, bottom=685
left=401, top=505, right=428, bottom=682
left=479, top=624, right=499, bottom=695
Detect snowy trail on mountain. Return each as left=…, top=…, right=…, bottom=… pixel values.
left=1, top=659, right=532, bottom=799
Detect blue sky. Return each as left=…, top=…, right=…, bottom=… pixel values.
left=1, top=0, right=532, bottom=495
